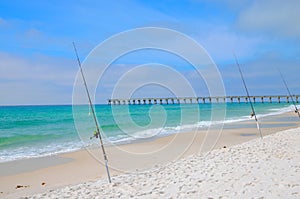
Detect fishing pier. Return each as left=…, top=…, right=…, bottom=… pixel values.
left=108, top=95, right=300, bottom=105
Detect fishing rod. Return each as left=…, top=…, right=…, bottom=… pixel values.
left=278, top=69, right=300, bottom=117
left=234, top=53, right=263, bottom=139
left=72, top=42, right=112, bottom=183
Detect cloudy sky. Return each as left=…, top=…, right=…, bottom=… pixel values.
left=0, top=0, right=300, bottom=105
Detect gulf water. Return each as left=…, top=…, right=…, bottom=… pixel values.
left=0, top=103, right=295, bottom=162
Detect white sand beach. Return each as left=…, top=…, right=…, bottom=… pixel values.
left=25, top=127, right=300, bottom=199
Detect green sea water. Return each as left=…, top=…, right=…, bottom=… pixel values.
left=0, top=103, right=296, bottom=162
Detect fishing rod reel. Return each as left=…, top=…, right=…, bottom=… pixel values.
left=90, top=130, right=100, bottom=140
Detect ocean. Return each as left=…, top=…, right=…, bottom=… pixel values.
left=0, top=103, right=296, bottom=163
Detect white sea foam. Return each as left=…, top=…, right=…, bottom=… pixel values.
left=0, top=141, right=85, bottom=163
left=256, top=104, right=298, bottom=118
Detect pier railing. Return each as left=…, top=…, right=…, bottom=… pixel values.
left=107, top=95, right=300, bottom=105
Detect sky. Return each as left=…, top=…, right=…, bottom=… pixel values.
left=0, top=0, right=300, bottom=105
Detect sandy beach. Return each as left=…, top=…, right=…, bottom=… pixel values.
left=0, top=112, right=299, bottom=198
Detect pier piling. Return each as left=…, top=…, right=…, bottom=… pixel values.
left=108, top=95, right=299, bottom=105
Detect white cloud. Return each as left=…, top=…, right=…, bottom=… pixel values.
left=0, top=52, right=76, bottom=85
left=195, top=26, right=263, bottom=62
left=237, top=0, right=300, bottom=38
left=0, top=52, right=77, bottom=105
left=220, top=52, right=300, bottom=95
left=110, top=64, right=198, bottom=98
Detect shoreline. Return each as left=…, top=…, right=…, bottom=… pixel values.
left=0, top=111, right=299, bottom=198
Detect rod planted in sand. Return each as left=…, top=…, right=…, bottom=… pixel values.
left=234, top=53, right=263, bottom=139
left=278, top=69, right=300, bottom=117
left=72, top=42, right=112, bottom=183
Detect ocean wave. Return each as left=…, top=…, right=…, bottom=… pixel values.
left=0, top=141, right=85, bottom=163
left=256, top=104, right=298, bottom=118
left=106, top=104, right=297, bottom=145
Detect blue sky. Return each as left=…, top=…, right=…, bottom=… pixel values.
left=0, top=0, right=300, bottom=105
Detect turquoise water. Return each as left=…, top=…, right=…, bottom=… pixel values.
left=0, top=103, right=295, bottom=162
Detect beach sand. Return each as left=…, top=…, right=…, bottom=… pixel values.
left=0, top=112, right=299, bottom=198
